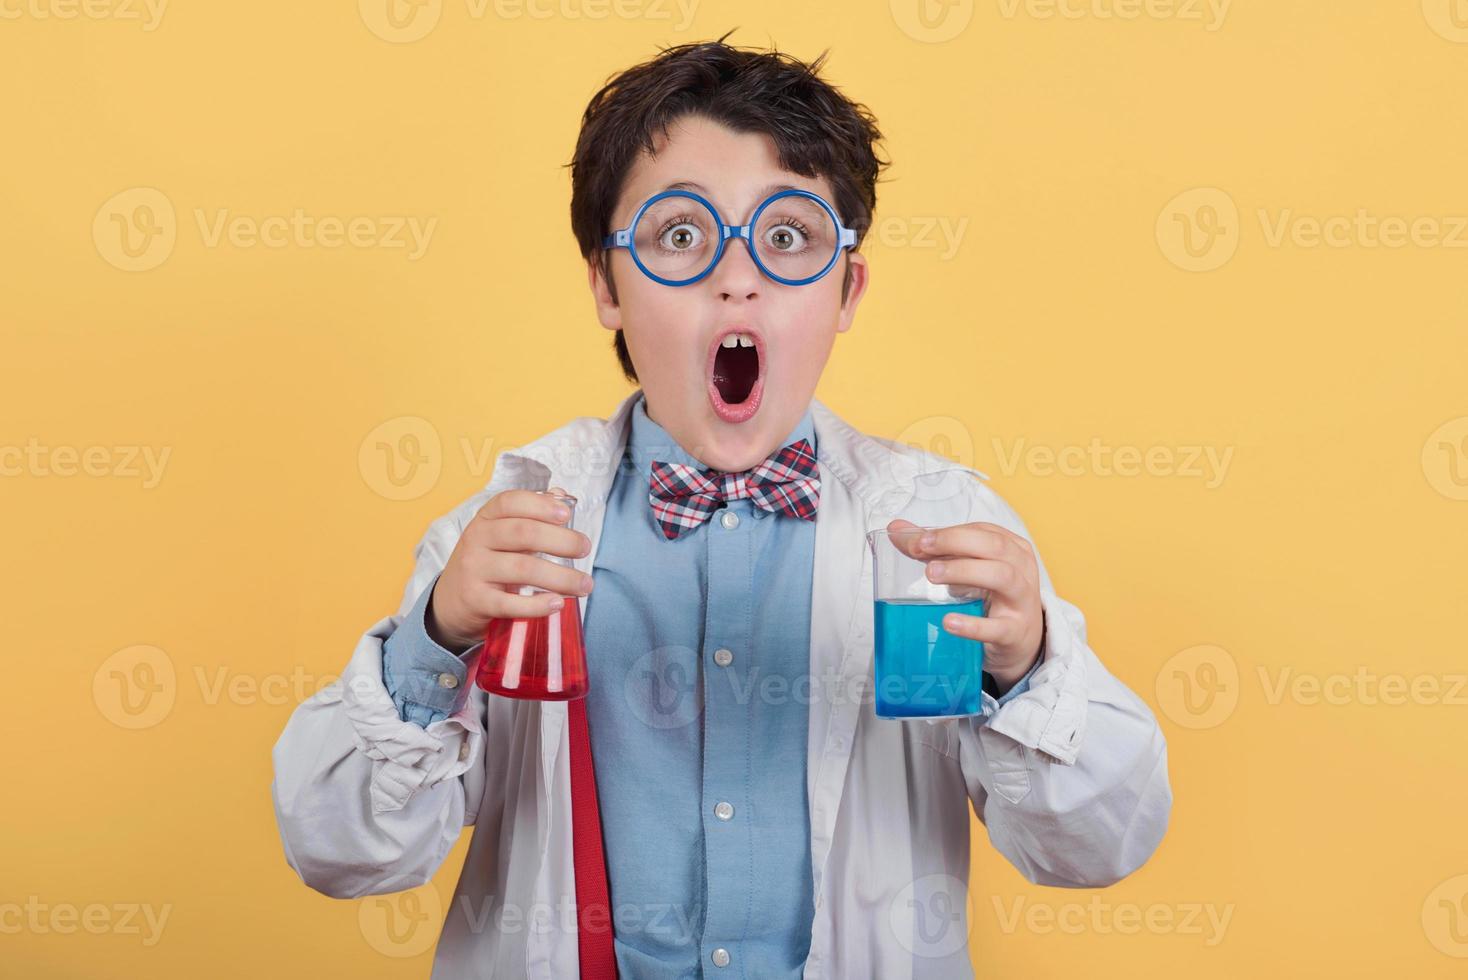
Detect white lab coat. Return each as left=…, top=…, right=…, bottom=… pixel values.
left=271, top=390, right=1172, bottom=979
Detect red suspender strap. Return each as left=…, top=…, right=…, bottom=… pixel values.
left=567, top=696, right=618, bottom=979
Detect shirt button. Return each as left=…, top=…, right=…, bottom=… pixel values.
left=711, top=947, right=731, bottom=968
left=714, top=801, right=734, bottom=821
left=719, top=511, right=739, bottom=530
left=713, top=648, right=734, bottom=667
left=437, top=672, right=459, bottom=689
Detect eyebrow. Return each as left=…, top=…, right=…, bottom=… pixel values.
left=661, top=180, right=803, bottom=205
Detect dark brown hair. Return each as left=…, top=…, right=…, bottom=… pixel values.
left=567, top=32, right=889, bottom=384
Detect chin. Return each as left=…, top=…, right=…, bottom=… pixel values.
left=694, top=408, right=794, bottom=472
left=699, top=438, right=770, bottom=473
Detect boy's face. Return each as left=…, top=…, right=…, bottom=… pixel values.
left=589, top=114, right=869, bottom=474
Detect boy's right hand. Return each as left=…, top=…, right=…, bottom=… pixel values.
left=425, top=488, right=594, bottom=653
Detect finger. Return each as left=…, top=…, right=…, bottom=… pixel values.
left=884, top=518, right=931, bottom=560
left=919, top=523, right=1024, bottom=563
left=940, top=610, right=1020, bottom=645
left=482, top=551, right=594, bottom=597
left=925, top=557, right=1023, bottom=601
left=481, top=517, right=590, bottom=560
left=479, top=488, right=575, bottom=526
left=482, top=585, right=572, bottom=620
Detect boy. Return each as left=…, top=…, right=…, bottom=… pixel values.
left=272, top=37, right=1171, bottom=980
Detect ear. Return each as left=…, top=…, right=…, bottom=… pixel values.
left=588, top=251, right=622, bottom=331
left=835, top=252, right=869, bottom=334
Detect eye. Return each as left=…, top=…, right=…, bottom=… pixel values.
left=658, top=219, right=705, bottom=252
left=766, top=220, right=810, bottom=252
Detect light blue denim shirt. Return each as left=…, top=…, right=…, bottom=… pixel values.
left=380, top=391, right=1037, bottom=977
left=573, top=392, right=818, bottom=978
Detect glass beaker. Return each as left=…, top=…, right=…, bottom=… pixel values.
left=474, top=490, right=590, bottom=701
left=865, top=527, right=986, bottom=718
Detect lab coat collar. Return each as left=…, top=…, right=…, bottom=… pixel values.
left=492, top=388, right=952, bottom=516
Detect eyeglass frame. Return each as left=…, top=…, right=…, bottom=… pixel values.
left=601, top=187, right=859, bottom=288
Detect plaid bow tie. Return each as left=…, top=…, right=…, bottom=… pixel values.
left=648, top=438, right=820, bottom=541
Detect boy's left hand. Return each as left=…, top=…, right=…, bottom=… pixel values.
left=886, top=518, right=1046, bottom=694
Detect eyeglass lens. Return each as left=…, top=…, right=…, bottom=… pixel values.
left=630, top=193, right=839, bottom=282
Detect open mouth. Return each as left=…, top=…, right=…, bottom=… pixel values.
left=708, top=329, right=764, bottom=423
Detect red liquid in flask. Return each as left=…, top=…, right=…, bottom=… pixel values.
left=475, top=594, right=589, bottom=700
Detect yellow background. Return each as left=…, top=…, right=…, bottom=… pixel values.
left=4, top=0, right=1467, bottom=976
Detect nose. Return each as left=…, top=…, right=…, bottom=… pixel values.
left=708, top=233, right=762, bottom=301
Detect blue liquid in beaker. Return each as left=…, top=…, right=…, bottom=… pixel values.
left=873, top=598, right=986, bottom=718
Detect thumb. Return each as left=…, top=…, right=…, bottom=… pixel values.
left=883, top=518, right=928, bottom=560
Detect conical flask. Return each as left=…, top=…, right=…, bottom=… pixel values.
left=474, top=490, right=589, bottom=700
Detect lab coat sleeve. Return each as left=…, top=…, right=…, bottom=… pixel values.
left=953, top=484, right=1173, bottom=888
left=270, top=498, right=493, bottom=899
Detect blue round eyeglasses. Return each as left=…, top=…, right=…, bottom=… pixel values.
left=601, top=188, right=858, bottom=287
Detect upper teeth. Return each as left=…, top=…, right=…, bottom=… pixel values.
left=721, top=333, right=755, bottom=348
